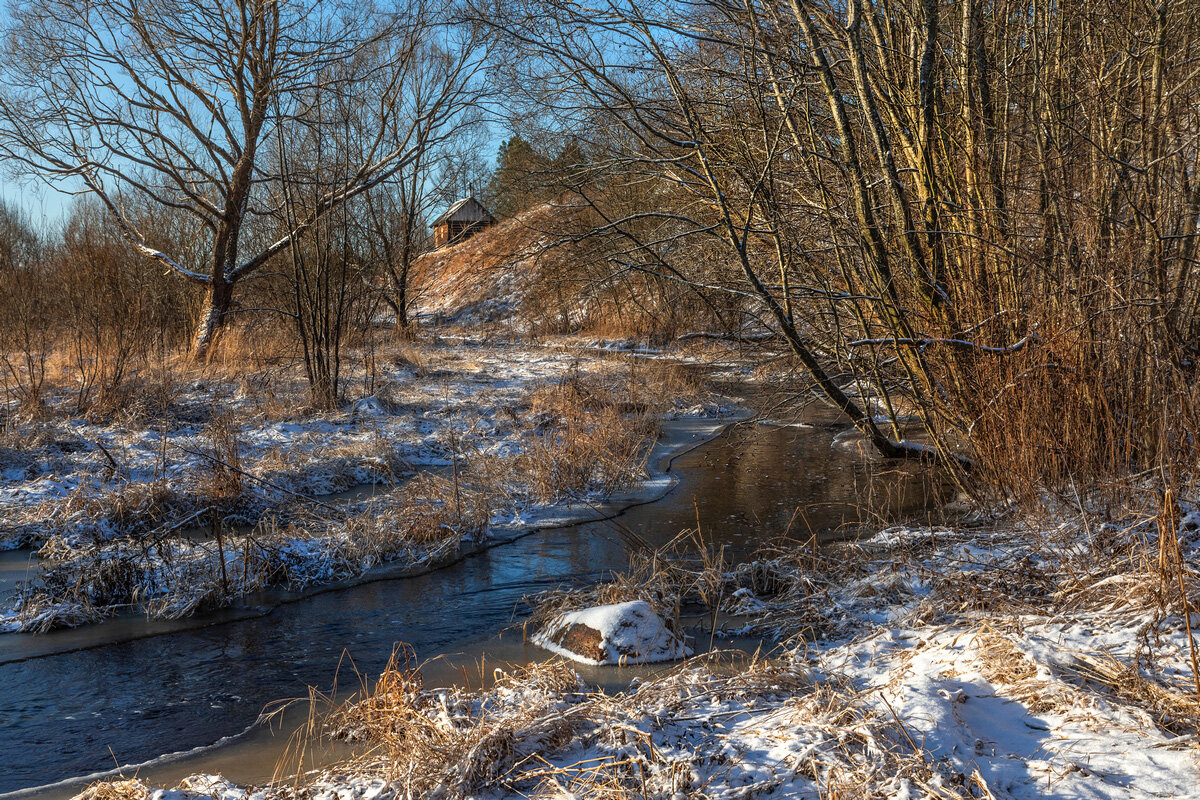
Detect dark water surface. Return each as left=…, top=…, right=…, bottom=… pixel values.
left=0, top=413, right=943, bottom=796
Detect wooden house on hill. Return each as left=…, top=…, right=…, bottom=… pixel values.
left=432, top=197, right=495, bottom=247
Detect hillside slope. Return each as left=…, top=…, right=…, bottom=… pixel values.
left=411, top=201, right=592, bottom=327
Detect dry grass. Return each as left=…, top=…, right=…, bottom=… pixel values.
left=512, top=404, right=653, bottom=504
left=72, top=779, right=150, bottom=800
left=70, top=505, right=1200, bottom=798
left=12, top=424, right=588, bottom=629
left=10, top=494, right=478, bottom=630
left=971, top=625, right=1075, bottom=716
left=4, top=335, right=705, bottom=631
left=438, top=370, right=668, bottom=510
left=1068, top=652, right=1200, bottom=736
left=322, top=650, right=588, bottom=797
left=269, top=641, right=994, bottom=800
left=5, top=481, right=201, bottom=549
left=288, top=647, right=810, bottom=800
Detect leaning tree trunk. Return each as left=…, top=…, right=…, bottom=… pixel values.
left=192, top=277, right=233, bottom=362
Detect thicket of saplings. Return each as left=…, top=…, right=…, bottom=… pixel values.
left=480, top=0, right=1200, bottom=524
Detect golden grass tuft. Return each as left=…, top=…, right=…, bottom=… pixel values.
left=72, top=779, right=150, bottom=800
left=1069, top=652, right=1200, bottom=737
left=324, top=648, right=588, bottom=797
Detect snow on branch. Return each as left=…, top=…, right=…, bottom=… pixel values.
left=134, top=242, right=210, bottom=284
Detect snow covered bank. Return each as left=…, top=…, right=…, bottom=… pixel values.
left=90, top=512, right=1200, bottom=799
left=0, top=339, right=735, bottom=632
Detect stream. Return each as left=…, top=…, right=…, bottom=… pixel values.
left=0, top=409, right=946, bottom=797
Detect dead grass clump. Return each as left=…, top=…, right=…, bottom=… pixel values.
left=970, top=622, right=1200, bottom=739
left=13, top=598, right=105, bottom=634
left=254, top=433, right=410, bottom=496
left=234, top=369, right=301, bottom=420
left=1069, top=652, right=1200, bottom=737
left=521, top=655, right=973, bottom=800
left=23, top=480, right=198, bottom=545
left=723, top=558, right=806, bottom=601
left=208, top=320, right=297, bottom=373
left=923, top=553, right=1055, bottom=618
left=326, top=647, right=588, bottom=797
left=76, top=366, right=180, bottom=425
left=515, top=405, right=654, bottom=504
left=779, top=681, right=982, bottom=800
left=325, top=435, right=410, bottom=485
left=203, top=412, right=244, bottom=500
left=1055, top=569, right=1172, bottom=613
left=526, top=372, right=615, bottom=417
left=388, top=343, right=426, bottom=374
left=72, top=778, right=150, bottom=800
left=0, top=424, right=56, bottom=474
left=393, top=472, right=494, bottom=546
left=31, top=542, right=147, bottom=618
left=623, top=358, right=704, bottom=413
left=103, top=481, right=179, bottom=533
left=512, top=377, right=658, bottom=504
left=972, top=627, right=1072, bottom=715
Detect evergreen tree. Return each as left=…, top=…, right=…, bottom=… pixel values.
left=551, top=137, right=589, bottom=191
left=486, top=135, right=550, bottom=217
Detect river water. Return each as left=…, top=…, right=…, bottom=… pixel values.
left=0, top=410, right=945, bottom=797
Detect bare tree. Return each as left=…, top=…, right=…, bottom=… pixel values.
left=362, top=178, right=430, bottom=334
left=0, top=199, right=39, bottom=274
left=0, top=0, right=488, bottom=360
left=476, top=0, right=950, bottom=462
left=360, top=84, right=488, bottom=333
left=479, top=0, right=1200, bottom=489
left=278, top=144, right=357, bottom=410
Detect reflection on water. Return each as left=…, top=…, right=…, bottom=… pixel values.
left=0, top=412, right=946, bottom=797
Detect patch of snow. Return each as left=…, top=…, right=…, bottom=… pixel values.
left=533, top=600, right=692, bottom=665
left=350, top=395, right=389, bottom=420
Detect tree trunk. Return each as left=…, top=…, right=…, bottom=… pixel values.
left=192, top=279, right=233, bottom=362
left=395, top=257, right=410, bottom=332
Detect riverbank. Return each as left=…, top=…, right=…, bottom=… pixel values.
left=0, top=334, right=736, bottom=632
left=1, top=405, right=957, bottom=796
left=95, top=510, right=1200, bottom=800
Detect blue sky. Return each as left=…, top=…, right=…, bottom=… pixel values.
left=0, top=175, right=73, bottom=229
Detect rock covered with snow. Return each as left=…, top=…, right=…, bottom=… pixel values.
left=532, top=600, right=692, bottom=665
left=350, top=395, right=390, bottom=420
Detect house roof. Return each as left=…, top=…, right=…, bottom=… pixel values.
left=431, top=196, right=495, bottom=227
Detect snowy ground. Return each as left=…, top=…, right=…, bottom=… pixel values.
left=0, top=333, right=732, bottom=631
left=81, top=510, right=1200, bottom=800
